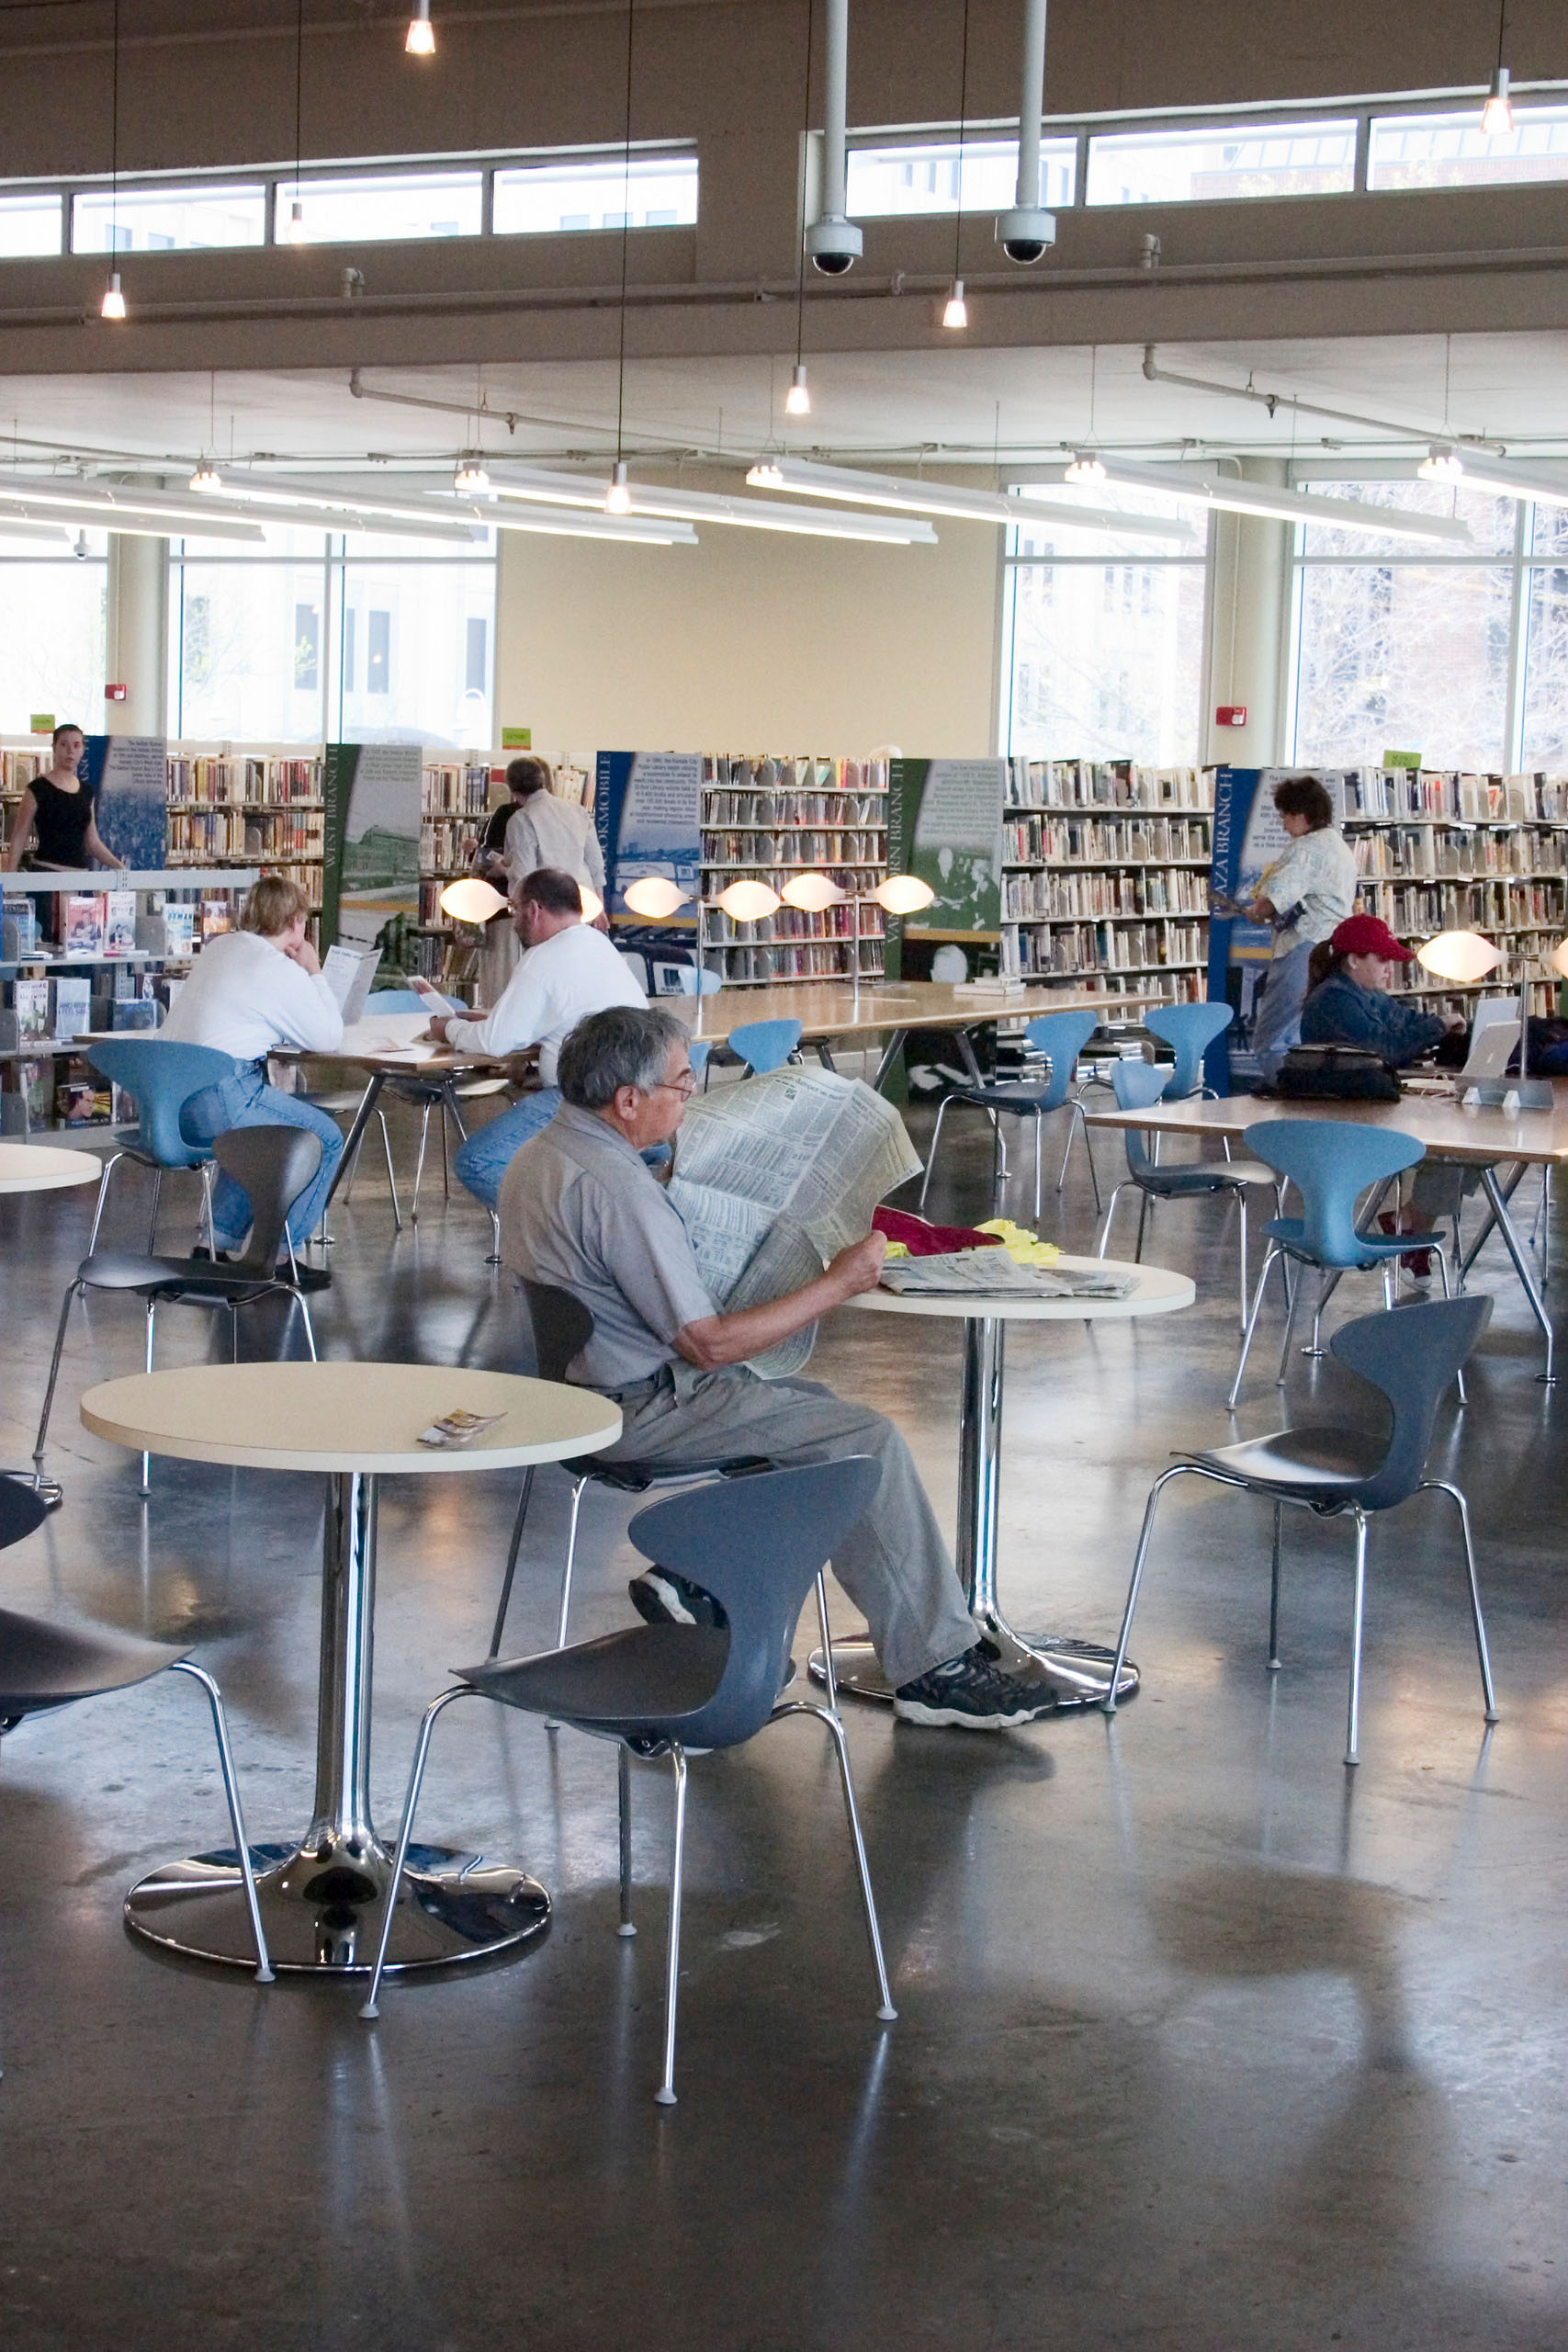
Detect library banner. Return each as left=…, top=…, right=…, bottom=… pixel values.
left=1207, top=766, right=1353, bottom=1087
left=885, top=758, right=1006, bottom=977
left=595, top=751, right=703, bottom=922
left=322, top=742, right=423, bottom=956
left=82, top=735, right=167, bottom=870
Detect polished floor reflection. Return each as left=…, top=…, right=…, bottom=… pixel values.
left=1, top=1091, right=1564, bottom=2351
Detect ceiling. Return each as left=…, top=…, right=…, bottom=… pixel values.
left=6, top=329, right=1568, bottom=478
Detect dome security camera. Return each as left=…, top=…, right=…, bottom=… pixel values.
left=995, top=206, right=1056, bottom=264
left=805, top=216, right=863, bottom=276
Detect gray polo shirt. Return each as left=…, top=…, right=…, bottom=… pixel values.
left=498, top=1102, right=716, bottom=1391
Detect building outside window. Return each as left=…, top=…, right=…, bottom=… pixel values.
left=1002, top=488, right=1208, bottom=763
left=0, top=535, right=108, bottom=731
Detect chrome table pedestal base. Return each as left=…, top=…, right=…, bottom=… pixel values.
left=809, top=1314, right=1139, bottom=1710
left=125, top=1469, right=550, bottom=1976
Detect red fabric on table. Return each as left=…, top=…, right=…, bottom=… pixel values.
left=872, top=1207, right=1002, bottom=1256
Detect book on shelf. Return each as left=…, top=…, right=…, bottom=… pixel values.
left=49, top=976, right=92, bottom=1040
left=55, top=1058, right=113, bottom=1125
left=0, top=1057, right=56, bottom=1136
left=105, top=888, right=137, bottom=956
left=200, top=898, right=232, bottom=942
left=163, top=903, right=196, bottom=958
left=112, top=995, right=161, bottom=1030
left=2, top=893, right=40, bottom=960
left=63, top=893, right=107, bottom=959
left=12, top=975, right=51, bottom=1041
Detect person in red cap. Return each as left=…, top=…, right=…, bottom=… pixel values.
left=1301, top=912, right=1463, bottom=1065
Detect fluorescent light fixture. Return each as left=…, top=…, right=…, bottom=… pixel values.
left=453, top=453, right=489, bottom=493
left=605, top=459, right=632, bottom=515
left=784, top=364, right=811, bottom=417
left=187, top=469, right=694, bottom=543
left=440, top=876, right=509, bottom=924
left=746, top=457, right=1199, bottom=543
left=0, top=495, right=264, bottom=542
left=779, top=872, right=846, bottom=911
left=188, top=461, right=222, bottom=492
left=1064, top=451, right=1107, bottom=484
left=0, top=518, right=70, bottom=544
left=100, top=272, right=126, bottom=321
left=282, top=198, right=307, bottom=244
left=1074, top=454, right=1475, bottom=546
left=0, top=469, right=477, bottom=544
left=942, top=278, right=968, bottom=330
left=1417, top=444, right=1466, bottom=481
left=874, top=874, right=937, bottom=915
left=623, top=875, right=693, bottom=920
left=488, top=461, right=940, bottom=544
left=1414, top=452, right=1568, bottom=513
left=715, top=878, right=781, bottom=922
left=1482, top=64, right=1514, bottom=136
left=1416, top=929, right=1503, bottom=983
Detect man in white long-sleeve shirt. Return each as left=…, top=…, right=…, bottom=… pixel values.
left=501, top=760, right=606, bottom=906
left=426, top=865, right=646, bottom=1210
left=163, top=875, right=344, bottom=1280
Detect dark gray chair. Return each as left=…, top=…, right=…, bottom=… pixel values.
left=487, top=1279, right=773, bottom=1659
left=1096, top=1060, right=1283, bottom=1330
left=1102, top=1295, right=1498, bottom=1765
left=0, top=1476, right=272, bottom=2033
left=34, top=1126, right=323, bottom=1496
left=361, top=1457, right=895, bottom=2105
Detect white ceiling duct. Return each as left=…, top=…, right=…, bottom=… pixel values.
left=804, top=0, right=862, bottom=276
left=996, top=0, right=1056, bottom=263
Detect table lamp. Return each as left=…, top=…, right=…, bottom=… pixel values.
left=1416, top=926, right=1566, bottom=1109
left=439, top=876, right=509, bottom=925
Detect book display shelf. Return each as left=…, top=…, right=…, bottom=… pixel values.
left=413, top=756, right=591, bottom=987
left=1000, top=761, right=1213, bottom=1005
left=702, top=755, right=890, bottom=988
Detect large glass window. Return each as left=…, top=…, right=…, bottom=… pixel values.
left=493, top=153, right=697, bottom=233
left=846, top=138, right=1075, bottom=216
left=1003, top=489, right=1207, bottom=763
left=73, top=184, right=265, bottom=252
left=276, top=171, right=483, bottom=245
left=1369, top=104, right=1568, bottom=191
left=0, top=192, right=62, bottom=256
left=0, top=541, right=108, bottom=731
left=1085, top=119, right=1356, bottom=206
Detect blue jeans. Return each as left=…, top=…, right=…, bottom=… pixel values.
left=181, top=1066, right=344, bottom=1253
left=454, top=1088, right=562, bottom=1212
left=1249, top=940, right=1314, bottom=1071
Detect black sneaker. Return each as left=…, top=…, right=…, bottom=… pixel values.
left=627, top=1569, right=727, bottom=1630
left=893, top=1645, right=1057, bottom=1730
left=277, top=1262, right=332, bottom=1294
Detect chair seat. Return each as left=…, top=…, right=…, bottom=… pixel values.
left=950, top=1083, right=1064, bottom=1113
left=1184, top=1426, right=1388, bottom=1503
left=456, top=1079, right=509, bottom=1100
left=76, top=1250, right=282, bottom=1300
left=460, top=1623, right=729, bottom=1735
left=306, top=1090, right=370, bottom=1116
left=1264, top=1216, right=1442, bottom=1267
left=0, top=1607, right=185, bottom=1715
left=567, top=1452, right=775, bottom=1493
left=1139, top=1163, right=1256, bottom=1200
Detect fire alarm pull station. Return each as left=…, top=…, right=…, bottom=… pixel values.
left=104, top=683, right=129, bottom=703
left=1214, top=705, right=1247, bottom=728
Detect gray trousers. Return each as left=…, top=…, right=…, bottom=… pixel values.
left=599, top=1362, right=976, bottom=1690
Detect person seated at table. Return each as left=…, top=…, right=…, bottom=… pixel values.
left=427, top=867, right=648, bottom=1214
left=498, top=1003, right=1057, bottom=1731
left=162, top=875, right=344, bottom=1288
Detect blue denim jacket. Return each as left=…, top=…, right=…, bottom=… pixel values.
left=1299, top=972, right=1448, bottom=1067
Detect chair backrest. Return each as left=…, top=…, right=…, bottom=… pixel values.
left=673, top=967, right=723, bottom=997
left=727, top=1018, right=803, bottom=1075
left=1329, top=1295, right=1493, bottom=1510
left=520, top=1278, right=595, bottom=1385
left=0, top=1475, right=48, bottom=1553
left=83, top=1037, right=243, bottom=1169
left=1111, top=1057, right=1171, bottom=1178
left=1021, top=1009, right=1100, bottom=1111
left=1145, top=1001, right=1233, bottom=1100
left=626, top=1458, right=884, bottom=1747
left=687, top=1040, right=712, bottom=1076
left=1240, top=1116, right=1425, bottom=1266
left=210, top=1127, right=324, bottom=1270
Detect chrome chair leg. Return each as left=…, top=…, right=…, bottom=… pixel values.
left=1033, top=1110, right=1043, bottom=1224
left=771, top=1695, right=897, bottom=2021
left=378, top=1113, right=403, bottom=1232
left=655, top=1744, right=689, bottom=2106
left=488, top=1466, right=536, bottom=1658
left=141, top=1296, right=157, bottom=1494
left=166, top=1659, right=275, bottom=1982
left=617, top=1744, right=637, bottom=1938
left=33, top=1280, right=85, bottom=1481
left=1419, top=1479, right=1500, bottom=1723
left=917, top=1096, right=956, bottom=1214
left=1268, top=1500, right=1284, bottom=1669
left=293, top=1289, right=319, bottom=1363
left=86, top=1150, right=128, bottom=1253
left=1305, top=1266, right=1346, bottom=1358
left=487, top=1210, right=502, bottom=1266
left=145, top=1168, right=164, bottom=1253
left=1237, top=1189, right=1249, bottom=1334
left=1134, top=1188, right=1149, bottom=1261
left=411, top=1103, right=434, bottom=1223
left=440, top=1102, right=451, bottom=1196
left=1103, top=1464, right=1200, bottom=1712
left=360, top=1684, right=480, bottom=2019
left=556, top=1479, right=589, bottom=1650
left=1433, top=1245, right=1467, bottom=1403
left=1274, top=1259, right=1303, bottom=1386
left=1095, top=1182, right=1126, bottom=1258
left=1227, top=1243, right=1280, bottom=1411
left=1345, top=1508, right=1369, bottom=1767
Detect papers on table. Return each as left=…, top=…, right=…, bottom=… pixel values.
left=878, top=1253, right=1139, bottom=1299
left=338, top=1012, right=439, bottom=1061
left=321, top=944, right=379, bottom=1023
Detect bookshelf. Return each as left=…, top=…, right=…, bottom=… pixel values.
left=412, top=754, right=592, bottom=986
left=700, top=755, right=889, bottom=988
left=1000, top=760, right=1213, bottom=1004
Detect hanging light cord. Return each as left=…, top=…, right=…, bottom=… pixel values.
left=952, top=0, right=971, bottom=282
left=793, top=0, right=814, bottom=376
left=294, top=0, right=304, bottom=209
left=109, top=0, right=119, bottom=239
left=614, top=0, right=636, bottom=466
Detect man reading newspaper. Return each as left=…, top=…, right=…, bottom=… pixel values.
left=498, top=1004, right=1057, bottom=1730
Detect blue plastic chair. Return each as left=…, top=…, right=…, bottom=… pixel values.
left=1096, top=1061, right=1282, bottom=1328
left=673, top=967, right=723, bottom=998
left=1228, top=1117, right=1459, bottom=1410
left=919, top=1009, right=1102, bottom=1220
left=360, top=1460, right=896, bottom=2106
left=1105, top=1295, right=1498, bottom=1764
left=1145, top=1001, right=1233, bottom=1102
left=83, top=1037, right=243, bottom=1253
left=726, top=1018, right=804, bottom=1076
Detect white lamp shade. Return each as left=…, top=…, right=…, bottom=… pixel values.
left=579, top=887, right=604, bottom=922
left=874, top=873, right=938, bottom=915
left=622, top=874, right=692, bottom=919
left=1415, top=929, right=1504, bottom=983
left=1549, top=938, right=1568, bottom=980
left=779, top=871, right=845, bottom=911
left=439, top=876, right=509, bottom=924
left=715, top=878, right=781, bottom=922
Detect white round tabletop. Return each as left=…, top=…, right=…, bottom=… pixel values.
left=0, top=1141, right=104, bottom=1194
left=80, top=1362, right=621, bottom=1474
left=846, top=1253, right=1195, bottom=1321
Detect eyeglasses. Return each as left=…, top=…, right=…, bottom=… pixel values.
left=649, top=1072, right=697, bottom=1098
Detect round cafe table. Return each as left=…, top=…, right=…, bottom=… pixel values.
left=814, top=1254, right=1194, bottom=1708
left=80, top=1361, right=619, bottom=1975
left=0, top=1141, right=104, bottom=1193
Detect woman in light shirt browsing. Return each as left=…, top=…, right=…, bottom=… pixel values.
left=1242, top=774, right=1359, bottom=1070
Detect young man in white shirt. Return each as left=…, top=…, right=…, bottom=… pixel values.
left=163, top=875, right=345, bottom=1283
left=426, top=865, right=647, bottom=1211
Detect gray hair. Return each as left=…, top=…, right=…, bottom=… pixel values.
left=558, top=1004, right=690, bottom=1109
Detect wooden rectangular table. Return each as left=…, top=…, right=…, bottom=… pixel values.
left=1085, top=1086, right=1568, bottom=1382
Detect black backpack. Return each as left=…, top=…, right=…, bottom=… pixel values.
left=1273, top=1043, right=1403, bottom=1103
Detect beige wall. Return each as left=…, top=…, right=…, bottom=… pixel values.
left=496, top=487, right=1003, bottom=755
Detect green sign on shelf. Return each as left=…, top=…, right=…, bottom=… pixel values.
left=28, top=713, right=53, bottom=735
left=501, top=727, right=532, bottom=750
left=1382, top=750, right=1423, bottom=769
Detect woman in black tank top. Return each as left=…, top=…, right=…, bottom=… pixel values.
left=3, top=723, right=126, bottom=875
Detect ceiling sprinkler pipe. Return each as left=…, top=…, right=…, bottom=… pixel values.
left=996, top=0, right=1055, bottom=262
left=805, top=0, right=863, bottom=275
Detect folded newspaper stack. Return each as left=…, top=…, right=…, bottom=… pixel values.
left=877, top=1252, right=1138, bottom=1299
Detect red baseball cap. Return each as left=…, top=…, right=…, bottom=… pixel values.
left=1330, top=912, right=1415, bottom=961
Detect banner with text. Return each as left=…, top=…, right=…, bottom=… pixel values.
left=885, top=757, right=1006, bottom=976
left=1207, top=766, right=1354, bottom=1087
left=83, top=735, right=167, bottom=871
left=595, top=750, right=703, bottom=923
left=322, top=742, right=423, bottom=959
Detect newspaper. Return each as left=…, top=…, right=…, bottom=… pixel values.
left=668, top=1067, right=922, bottom=1378
left=878, top=1253, right=1140, bottom=1299
left=321, top=944, right=379, bottom=1024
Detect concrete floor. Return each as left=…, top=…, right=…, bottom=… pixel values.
left=1, top=1088, right=1564, bottom=2351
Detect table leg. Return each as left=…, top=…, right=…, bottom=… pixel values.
left=124, top=1470, right=550, bottom=1973
left=1479, top=1164, right=1556, bottom=1385
left=871, top=1027, right=909, bottom=1094
left=812, top=1317, right=1139, bottom=1709
left=323, top=1072, right=386, bottom=1210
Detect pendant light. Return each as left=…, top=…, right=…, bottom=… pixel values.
left=1065, top=451, right=1107, bottom=483
left=605, top=459, right=632, bottom=514
left=1482, top=4, right=1514, bottom=135
left=941, top=0, right=971, bottom=330
left=784, top=364, right=811, bottom=418
left=1418, top=445, right=1465, bottom=481
left=605, top=1, right=637, bottom=514
left=406, top=0, right=436, bottom=56
left=282, top=0, right=308, bottom=243
left=453, top=452, right=490, bottom=493
left=100, top=0, right=126, bottom=319
left=785, top=2, right=817, bottom=411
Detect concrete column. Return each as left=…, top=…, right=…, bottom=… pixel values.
left=1201, top=458, right=1292, bottom=770
left=104, top=531, right=168, bottom=738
